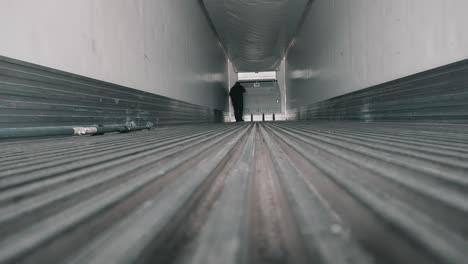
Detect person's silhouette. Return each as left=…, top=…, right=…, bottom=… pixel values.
left=229, top=82, right=246, bottom=122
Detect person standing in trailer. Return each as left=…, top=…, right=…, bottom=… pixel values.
left=229, top=82, right=246, bottom=122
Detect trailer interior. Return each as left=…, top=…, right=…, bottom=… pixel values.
left=0, top=1, right=467, bottom=263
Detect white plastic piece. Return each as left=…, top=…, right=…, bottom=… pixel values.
left=73, top=127, right=98, bottom=136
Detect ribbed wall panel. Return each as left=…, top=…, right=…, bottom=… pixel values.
left=0, top=56, right=223, bottom=128
left=289, top=59, right=468, bottom=123
left=0, top=122, right=467, bottom=264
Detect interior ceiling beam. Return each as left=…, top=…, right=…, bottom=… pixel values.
left=201, top=0, right=312, bottom=72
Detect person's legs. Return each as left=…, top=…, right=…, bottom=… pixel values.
left=238, top=102, right=244, bottom=121
left=235, top=108, right=242, bottom=122
left=235, top=110, right=241, bottom=122
left=231, top=98, right=241, bottom=122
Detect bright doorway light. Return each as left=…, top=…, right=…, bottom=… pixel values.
left=238, top=71, right=277, bottom=81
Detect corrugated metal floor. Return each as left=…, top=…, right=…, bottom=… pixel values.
left=0, top=122, right=467, bottom=264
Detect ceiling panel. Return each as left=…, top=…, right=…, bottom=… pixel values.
left=202, top=0, right=310, bottom=72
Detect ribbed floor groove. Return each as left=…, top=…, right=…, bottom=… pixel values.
left=0, top=121, right=467, bottom=264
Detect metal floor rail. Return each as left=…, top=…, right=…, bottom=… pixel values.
left=0, top=122, right=467, bottom=264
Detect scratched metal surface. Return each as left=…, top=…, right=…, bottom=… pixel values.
left=0, top=121, right=467, bottom=264
left=242, top=81, right=282, bottom=115
left=288, top=58, right=468, bottom=124
left=0, top=56, right=223, bottom=129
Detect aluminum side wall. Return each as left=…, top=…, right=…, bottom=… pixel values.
left=0, top=0, right=227, bottom=110
left=286, top=0, right=468, bottom=111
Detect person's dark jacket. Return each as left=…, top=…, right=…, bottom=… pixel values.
left=229, top=82, right=246, bottom=98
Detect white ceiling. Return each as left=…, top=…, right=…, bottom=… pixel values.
left=202, top=0, right=311, bottom=72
